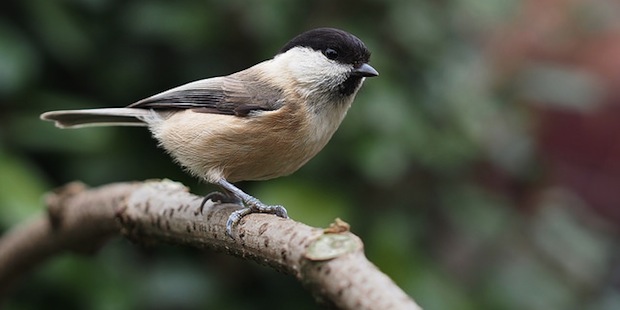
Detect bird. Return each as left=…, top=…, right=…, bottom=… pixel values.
left=41, top=27, right=378, bottom=237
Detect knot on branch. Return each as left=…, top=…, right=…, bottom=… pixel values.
left=45, top=181, right=89, bottom=230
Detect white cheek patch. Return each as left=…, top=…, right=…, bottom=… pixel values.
left=277, top=47, right=352, bottom=92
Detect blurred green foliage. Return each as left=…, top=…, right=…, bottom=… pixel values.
left=2, top=0, right=619, bottom=309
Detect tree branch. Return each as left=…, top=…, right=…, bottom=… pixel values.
left=0, top=179, right=421, bottom=309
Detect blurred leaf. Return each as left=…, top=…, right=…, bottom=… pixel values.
left=137, top=257, right=215, bottom=309
left=365, top=211, right=421, bottom=285
left=23, top=0, right=94, bottom=65
left=0, top=22, right=39, bottom=96
left=452, top=0, right=520, bottom=32
left=254, top=178, right=350, bottom=228
left=591, top=288, right=620, bottom=310
left=441, top=184, right=515, bottom=241
left=532, top=193, right=613, bottom=288
left=387, top=0, right=444, bottom=56
left=0, top=149, right=47, bottom=226
left=121, top=2, right=216, bottom=51
left=484, top=254, right=575, bottom=310
left=409, top=264, right=477, bottom=310
left=517, top=63, right=604, bottom=111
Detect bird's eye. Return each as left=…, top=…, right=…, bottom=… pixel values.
left=323, top=48, right=338, bottom=60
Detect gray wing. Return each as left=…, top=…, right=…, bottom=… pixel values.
left=128, top=73, right=284, bottom=117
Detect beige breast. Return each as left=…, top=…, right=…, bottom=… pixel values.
left=150, top=101, right=340, bottom=183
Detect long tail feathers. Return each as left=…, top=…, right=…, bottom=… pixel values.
left=40, top=108, right=154, bottom=128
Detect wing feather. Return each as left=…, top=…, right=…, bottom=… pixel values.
left=128, top=72, right=284, bottom=116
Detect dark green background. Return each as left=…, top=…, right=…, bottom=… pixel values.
left=2, top=0, right=619, bottom=309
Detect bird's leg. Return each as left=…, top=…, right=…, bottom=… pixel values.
left=199, top=189, right=241, bottom=214
left=216, top=178, right=288, bottom=238
left=201, top=189, right=241, bottom=206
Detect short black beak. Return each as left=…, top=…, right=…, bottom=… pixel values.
left=352, top=63, right=379, bottom=77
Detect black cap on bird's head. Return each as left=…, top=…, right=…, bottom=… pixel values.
left=279, top=28, right=378, bottom=96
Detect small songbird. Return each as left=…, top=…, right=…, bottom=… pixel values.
left=41, top=28, right=378, bottom=237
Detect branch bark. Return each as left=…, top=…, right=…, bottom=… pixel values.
left=0, top=179, right=421, bottom=309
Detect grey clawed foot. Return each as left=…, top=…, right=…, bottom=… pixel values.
left=225, top=203, right=288, bottom=238
left=212, top=178, right=289, bottom=238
